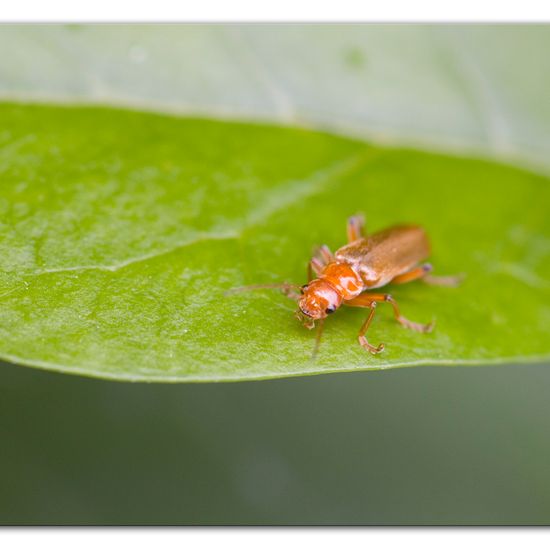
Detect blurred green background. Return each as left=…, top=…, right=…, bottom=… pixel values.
left=3, top=360, right=550, bottom=524
left=1, top=24, right=550, bottom=524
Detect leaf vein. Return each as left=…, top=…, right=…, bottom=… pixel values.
left=24, top=149, right=374, bottom=277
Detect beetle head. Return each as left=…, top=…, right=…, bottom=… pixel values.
left=298, top=279, right=343, bottom=325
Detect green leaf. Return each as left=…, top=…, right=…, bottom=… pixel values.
left=1, top=102, right=549, bottom=382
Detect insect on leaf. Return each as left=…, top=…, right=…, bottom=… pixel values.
left=0, top=103, right=549, bottom=382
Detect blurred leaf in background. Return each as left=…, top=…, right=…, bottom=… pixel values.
left=1, top=25, right=550, bottom=172
left=1, top=24, right=550, bottom=524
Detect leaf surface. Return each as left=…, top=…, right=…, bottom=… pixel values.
left=1, top=103, right=549, bottom=382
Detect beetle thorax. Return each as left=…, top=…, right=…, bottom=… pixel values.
left=320, top=261, right=364, bottom=300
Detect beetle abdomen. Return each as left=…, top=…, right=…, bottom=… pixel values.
left=335, top=225, right=430, bottom=288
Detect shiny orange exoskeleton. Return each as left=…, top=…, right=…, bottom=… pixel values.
left=230, top=215, right=461, bottom=355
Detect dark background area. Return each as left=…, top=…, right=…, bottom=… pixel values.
left=1, top=360, right=549, bottom=525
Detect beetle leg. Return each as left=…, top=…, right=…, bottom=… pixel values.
left=390, top=263, right=433, bottom=285
left=383, top=293, right=435, bottom=332
left=357, top=301, right=385, bottom=354
left=346, top=292, right=435, bottom=333
left=391, top=263, right=463, bottom=287
left=308, top=257, right=324, bottom=281
left=338, top=293, right=385, bottom=353
left=347, top=214, right=366, bottom=243
left=307, top=245, right=334, bottom=281
left=316, top=244, right=334, bottom=264
left=423, top=272, right=464, bottom=287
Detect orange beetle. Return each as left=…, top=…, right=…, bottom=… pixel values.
left=230, top=215, right=461, bottom=355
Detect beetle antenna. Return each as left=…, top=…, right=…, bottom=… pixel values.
left=225, top=282, right=301, bottom=297
left=311, top=318, right=325, bottom=360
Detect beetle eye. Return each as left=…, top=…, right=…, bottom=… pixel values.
left=325, top=307, right=335, bottom=314
left=300, top=285, right=307, bottom=294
